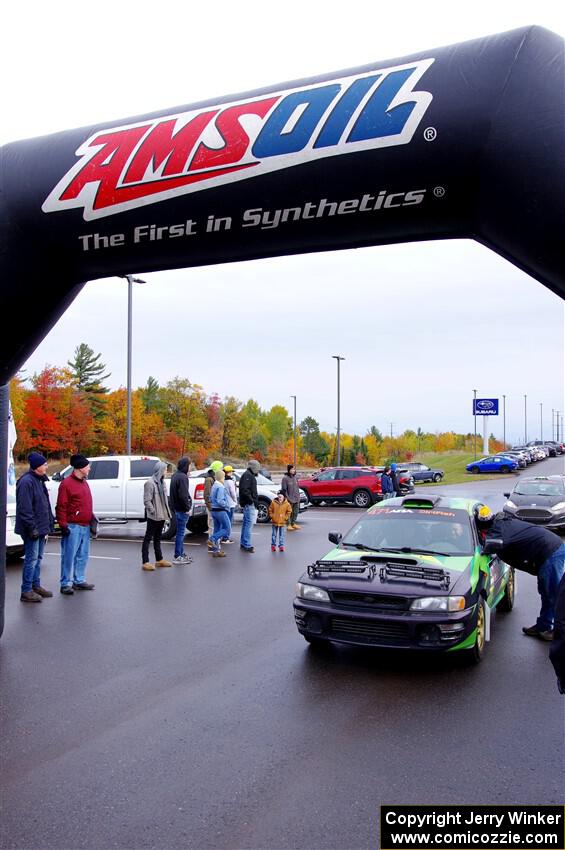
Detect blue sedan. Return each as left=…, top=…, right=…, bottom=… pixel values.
left=466, top=456, right=519, bottom=474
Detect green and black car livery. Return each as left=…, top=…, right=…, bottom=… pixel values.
left=294, top=496, right=515, bottom=663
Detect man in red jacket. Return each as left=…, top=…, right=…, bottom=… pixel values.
left=56, top=454, right=95, bottom=595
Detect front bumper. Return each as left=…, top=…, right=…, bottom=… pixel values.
left=293, top=598, right=477, bottom=651
left=503, top=506, right=565, bottom=531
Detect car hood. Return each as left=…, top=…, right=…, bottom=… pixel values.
left=511, top=494, right=562, bottom=508
left=301, top=546, right=478, bottom=597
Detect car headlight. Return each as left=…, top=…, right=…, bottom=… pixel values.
left=505, top=500, right=517, bottom=509
left=550, top=502, right=565, bottom=512
left=410, top=596, right=465, bottom=612
left=296, top=582, right=330, bottom=603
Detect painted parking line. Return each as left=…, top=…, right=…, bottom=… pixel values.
left=43, top=552, right=121, bottom=561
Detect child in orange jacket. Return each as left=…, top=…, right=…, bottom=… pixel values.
left=268, top=492, right=292, bottom=552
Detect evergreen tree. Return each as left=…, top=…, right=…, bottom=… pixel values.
left=141, top=376, right=160, bottom=413
left=67, top=343, right=111, bottom=420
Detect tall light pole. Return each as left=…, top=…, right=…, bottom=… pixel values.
left=123, top=275, right=146, bottom=454
left=552, top=408, right=555, bottom=441
left=540, top=402, right=543, bottom=442
left=502, top=394, right=506, bottom=448
left=524, top=394, right=527, bottom=444
left=290, top=395, right=297, bottom=468
left=332, top=356, right=345, bottom=466
left=473, top=389, right=477, bottom=459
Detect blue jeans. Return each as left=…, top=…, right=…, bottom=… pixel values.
left=211, top=511, right=230, bottom=549
left=21, top=534, right=46, bottom=593
left=241, top=505, right=257, bottom=549
left=174, top=511, right=189, bottom=558
left=271, top=525, right=286, bottom=547
left=537, top=543, right=565, bottom=631
left=60, top=524, right=91, bottom=587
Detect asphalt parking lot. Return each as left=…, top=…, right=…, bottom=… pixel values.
left=1, top=461, right=564, bottom=850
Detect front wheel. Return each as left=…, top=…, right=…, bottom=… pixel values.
left=310, top=499, right=321, bottom=506
left=161, top=514, right=177, bottom=540
left=432, top=473, right=442, bottom=483
left=352, top=489, right=372, bottom=508
left=470, top=466, right=480, bottom=474
left=500, top=465, right=510, bottom=474
left=462, top=599, right=486, bottom=664
left=497, top=568, right=515, bottom=612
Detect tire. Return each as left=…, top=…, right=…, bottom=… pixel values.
left=432, top=473, right=442, bottom=483
left=303, top=635, right=329, bottom=649
left=352, top=489, right=372, bottom=509
left=257, top=499, right=270, bottom=523
left=161, top=514, right=177, bottom=540
left=470, top=466, right=480, bottom=474
left=500, top=465, right=510, bottom=474
left=462, top=598, right=487, bottom=664
left=310, top=499, right=321, bottom=506
left=187, top=516, right=208, bottom=535
left=301, top=489, right=311, bottom=503
left=497, top=567, right=515, bottom=612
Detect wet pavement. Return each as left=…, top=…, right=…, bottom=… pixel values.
left=1, top=459, right=564, bottom=850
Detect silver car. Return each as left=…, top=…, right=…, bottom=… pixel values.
left=503, top=476, right=565, bottom=531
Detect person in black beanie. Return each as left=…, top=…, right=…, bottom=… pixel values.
left=281, top=464, right=301, bottom=530
left=15, top=452, right=55, bottom=602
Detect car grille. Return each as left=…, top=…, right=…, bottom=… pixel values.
left=516, top=508, right=552, bottom=523
left=330, top=591, right=408, bottom=611
left=330, top=617, right=410, bottom=645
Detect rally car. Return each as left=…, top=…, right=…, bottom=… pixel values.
left=293, top=495, right=515, bottom=664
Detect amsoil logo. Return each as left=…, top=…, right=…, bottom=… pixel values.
left=42, top=59, right=434, bottom=221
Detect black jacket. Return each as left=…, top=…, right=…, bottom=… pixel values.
left=169, top=459, right=192, bottom=513
left=239, top=469, right=258, bottom=508
left=486, top=514, right=562, bottom=575
left=549, top=572, right=565, bottom=692
left=15, top=469, right=54, bottom=537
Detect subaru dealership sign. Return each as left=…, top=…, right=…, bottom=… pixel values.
left=473, top=398, right=499, bottom=416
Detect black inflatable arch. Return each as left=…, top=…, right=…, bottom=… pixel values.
left=0, top=24, right=564, bottom=633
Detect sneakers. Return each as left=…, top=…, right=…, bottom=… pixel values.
left=60, top=586, right=74, bottom=595
left=73, top=582, right=95, bottom=590
left=32, top=585, right=53, bottom=598
left=212, top=550, right=226, bottom=558
left=21, top=590, right=42, bottom=603
left=142, top=562, right=155, bottom=571
left=155, top=559, right=172, bottom=568
left=240, top=545, right=255, bottom=553
left=279, top=546, right=285, bottom=552
left=271, top=545, right=277, bottom=552
left=291, top=523, right=301, bottom=530
left=207, top=540, right=215, bottom=550
left=522, top=624, right=554, bottom=641
left=221, top=538, right=234, bottom=544
left=173, top=555, right=190, bottom=564
left=287, top=526, right=297, bottom=532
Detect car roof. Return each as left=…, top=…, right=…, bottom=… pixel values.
left=367, top=494, right=480, bottom=516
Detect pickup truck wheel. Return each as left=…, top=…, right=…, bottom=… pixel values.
left=257, top=499, right=270, bottom=523
left=352, top=489, right=372, bottom=508
left=161, top=514, right=177, bottom=540
left=187, top=516, right=208, bottom=535
left=432, top=473, right=442, bottom=483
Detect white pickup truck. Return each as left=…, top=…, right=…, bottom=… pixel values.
left=46, top=455, right=208, bottom=539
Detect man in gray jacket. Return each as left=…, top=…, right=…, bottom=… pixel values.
left=281, top=464, right=301, bottom=530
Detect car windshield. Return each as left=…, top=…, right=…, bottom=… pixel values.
left=341, top=507, right=474, bottom=555
left=514, top=481, right=564, bottom=497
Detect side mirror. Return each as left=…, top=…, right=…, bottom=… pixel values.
left=328, top=531, right=342, bottom=545
left=51, top=471, right=61, bottom=481
left=482, top=538, right=503, bottom=555
left=503, top=492, right=510, bottom=498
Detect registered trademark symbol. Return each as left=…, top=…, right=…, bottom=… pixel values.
left=423, top=127, right=437, bottom=141
left=433, top=186, right=446, bottom=198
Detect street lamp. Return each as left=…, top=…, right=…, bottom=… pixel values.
left=524, top=394, right=527, bottom=444
left=540, top=402, right=543, bottom=442
left=502, top=394, right=506, bottom=449
left=123, top=275, right=146, bottom=455
left=290, top=395, right=297, bottom=468
left=332, top=356, right=345, bottom=466
left=473, top=389, right=477, bottom=459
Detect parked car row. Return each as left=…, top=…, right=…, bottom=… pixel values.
left=297, top=466, right=414, bottom=508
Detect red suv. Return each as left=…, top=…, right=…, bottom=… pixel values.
left=298, top=466, right=414, bottom=509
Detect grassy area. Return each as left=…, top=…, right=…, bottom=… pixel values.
left=408, top=451, right=519, bottom=486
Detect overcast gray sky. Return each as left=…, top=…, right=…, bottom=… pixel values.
left=3, top=1, right=564, bottom=445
